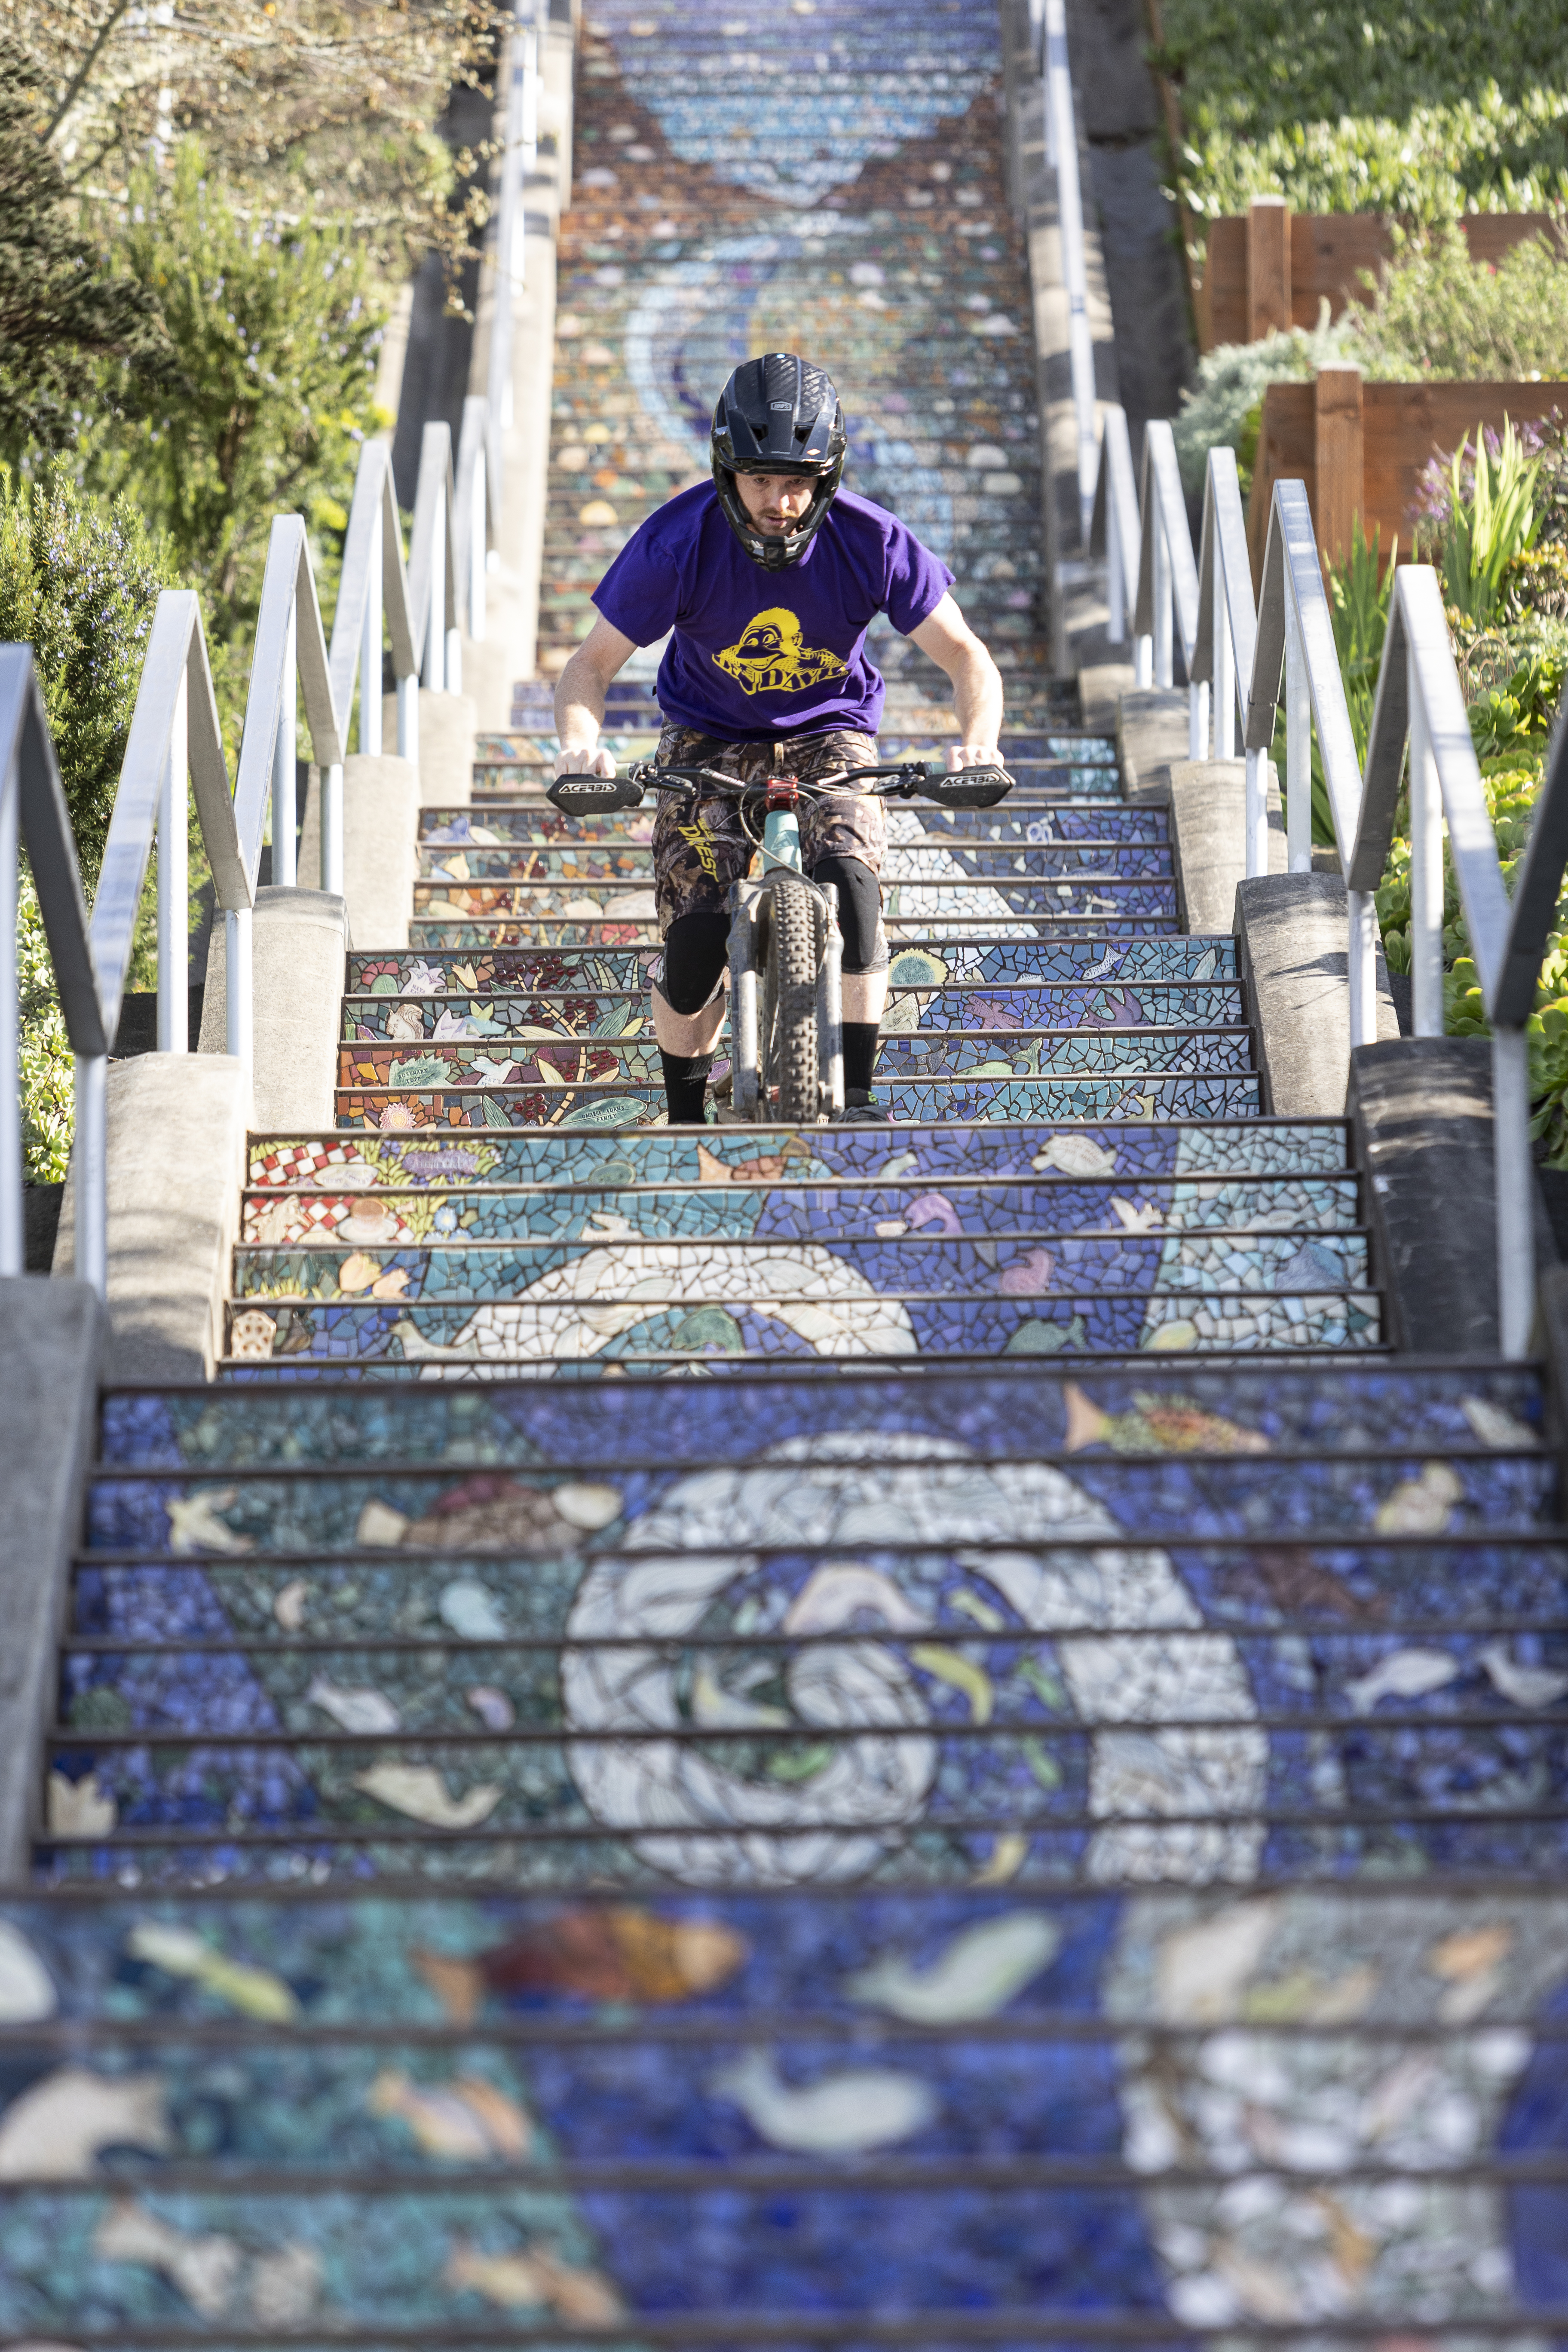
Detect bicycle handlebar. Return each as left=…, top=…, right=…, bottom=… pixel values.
left=547, top=758, right=1014, bottom=818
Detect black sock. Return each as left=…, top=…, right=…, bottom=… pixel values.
left=660, top=1051, right=714, bottom=1124
left=842, top=1022, right=880, bottom=1095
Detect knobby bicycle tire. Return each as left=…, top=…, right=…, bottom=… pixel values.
left=760, top=875, right=821, bottom=1124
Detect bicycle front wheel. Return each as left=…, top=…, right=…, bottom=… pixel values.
left=760, top=875, right=821, bottom=1124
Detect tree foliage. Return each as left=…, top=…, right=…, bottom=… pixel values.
left=9, top=0, right=497, bottom=268
left=88, top=141, right=387, bottom=633
left=0, top=36, right=167, bottom=463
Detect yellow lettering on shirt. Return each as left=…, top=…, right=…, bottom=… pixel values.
left=712, top=606, right=849, bottom=698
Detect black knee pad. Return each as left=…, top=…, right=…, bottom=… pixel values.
left=810, top=854, right=887, bottom=974
left=658, top=911, right=730, bottom=1014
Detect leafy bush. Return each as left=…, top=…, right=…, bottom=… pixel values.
left=1345, top=223, right=1568, bottom=382
left=1156, top=0, right=1568, bottom=233
left=1430, top=422, right=1544, bottom=621
left=0, top=466, right=175, bottom=1179
left=89, top=141, right=386, bottom=638
left=0, top=465, right=174, bottom=884
left=1172, top=308, right=1353, bottom=496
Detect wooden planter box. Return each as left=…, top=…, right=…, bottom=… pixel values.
left=1199, top=197, right=1557, bottom=351
left=1246, top=369, right=1567, bottom=579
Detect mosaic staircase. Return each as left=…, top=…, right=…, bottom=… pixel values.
left=6, top=0, right=1568, bottom=2337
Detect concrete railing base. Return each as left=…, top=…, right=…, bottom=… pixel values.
left=1167, top=757, right=1284, bottom=931
left=1349, top=1038, right=1557, bottom=1354
left=1117, top=689, right=1189, bottom=805
left=0, top=1274, right=105, bottom=1876
left=385, top=688, right=477, bottom=807
left=1234, top=871, right=1401, bottom=1115
left=300, top=757, right=421, bottom=951
left=53, top=1055, right=249, bottom=1381
left=199, top=886, right=349, bottom=1127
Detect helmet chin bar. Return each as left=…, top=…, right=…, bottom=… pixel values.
left=715, top=466, right=839, bottom=570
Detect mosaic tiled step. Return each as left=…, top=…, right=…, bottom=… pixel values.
left=230, top=1224, right=1373, bottom=1305
left=332, top=1074, right=1264, bottom=1133
left=347, top=937, right=1241, bottom=993
left=242, top=1176, right=1359, bottom=1249
left=422, top=801, right=1171, bottom=847
left=223, top=1272, right=1376, bottom=1366
left=252, top=1118, right=1350, bottom=1190
left=13, top=1886, right=1568, bottom=2342
left=411, top=878, right=1181, bottom=919
left=341, top=982, right=1248, bottom=1045
left=100, top=1357, right=1541, bottom=1466
left=335, top=1028, right=1253, bottom=1089
left=416, top=842, right=1176, bottom=884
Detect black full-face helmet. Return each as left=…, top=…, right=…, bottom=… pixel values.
left=710, top=352, right=847, bottom=571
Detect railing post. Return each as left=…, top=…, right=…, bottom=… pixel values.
left=1493, top=1026, right=1534, bottom=1358
left=1214, top=547, right=1234, bottom=760
left=1153, top=519, right=1172, bottom=691
left=1043, top=0, right=1099, bottom=541
left=1408, top=661, right=1445, bottom=1037
left=1347, top=886, right=1378, bottom=1049
left=398, top=671, right=419, bottom=768
left=156, top=666, right=188, bottom=1054
left=225, top=904, right=252, bottom=1076
left=360, top=493, right=383, bottom=758
left=1188, top=678, right=1209, bottom=760
left=73, top=1050, right=107, bottom=1298
left=322, top=763, right=344, bottom=897
left=1285, top=599, right=1312, bottom=873
left=1106, top=501, right=1124, bottom=647
left=271, top=597, right=297, bottom=888
left=425, top=501, right=447, bottom=694
left=0, top=775, right=20, bottom=1277
left=469, top=446, right=487, bottom=643
left=1244, top=748, right=1268, bottom=878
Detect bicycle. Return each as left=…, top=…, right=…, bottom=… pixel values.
left=548, top=756, right=1014, bottom=1124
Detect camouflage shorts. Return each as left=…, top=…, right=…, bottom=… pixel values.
left=650, top=726, right=887, bottom=937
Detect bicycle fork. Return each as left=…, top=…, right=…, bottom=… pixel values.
left=725, top=784, right=845, bottom=1120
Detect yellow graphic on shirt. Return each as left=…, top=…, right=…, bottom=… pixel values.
left=712, top=607, right=849, bottom=698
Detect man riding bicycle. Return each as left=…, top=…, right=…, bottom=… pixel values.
left=552, top=351, right=1005, bottom=1124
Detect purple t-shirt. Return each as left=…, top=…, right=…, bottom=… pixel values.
left=591, top=484, right=954, bottom=741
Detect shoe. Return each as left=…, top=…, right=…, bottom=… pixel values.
left=831, top=1090, right=892, bottom=1122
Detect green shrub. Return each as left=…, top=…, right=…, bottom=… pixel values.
left=1172, top=309, right=1353, bottom=496
left=1345, top=224, right=1568, bottom=382
left=89, top=140, right=386, bottom=639
left=1156, top=0, right=1568, bottom=232
left=0, top=466, right=175, bottom=1179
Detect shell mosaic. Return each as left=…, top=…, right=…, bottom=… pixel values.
left=9, top=0, right=1568, bottom=2340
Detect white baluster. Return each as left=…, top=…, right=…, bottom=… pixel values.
left=1153, top=519, right=1173, bottom=691
left=1214, top=547, right=1234, bottom=761
left=1285, top=600, right=1312, bottom=874
left=361, top=492, right=383, bottom=757
left=226, top=903, right=253, bottom=1079
left=1408, top=663, right=1445, bottom=1037
left=271, top=599, right=297, bottom=888
left=73, top=1050, right=107, bottom=1298
left=1492, top=1026, right=1535, bottom=1359
left=157, top=667, right=188, bottom=1054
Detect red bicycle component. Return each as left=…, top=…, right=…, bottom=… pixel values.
left=765, top=773, right=800, bottom=812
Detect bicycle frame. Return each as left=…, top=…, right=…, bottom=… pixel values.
left=726, top=772, right=844, bottom=1118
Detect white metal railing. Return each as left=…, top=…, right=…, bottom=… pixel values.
left=327, top=437, right=423, bottom=883
left=0, top=649, right=106, bottom=1287
left=234, top=518, right=343, bottom=1028
left=1192, top=446, right=1266, bottom=870
left=1349, top=561, right=1545, bottom=1357
left=1041, top=0, right=1097, bottom=545
left=1133, top=420, right=1204, bottom=754
left=409, top=420, right=463, bottom=696
left=1091, top=402, right=1140, bottom=651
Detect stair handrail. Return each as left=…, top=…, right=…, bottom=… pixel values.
left=326, top=438, right=423, bottom=886
left=1191, top=445, right=1265, bottom=867
left=454, top=394, right=498, bottom=651
left=1090, top=402, right=1140, bottom=650
left=0, top=649, right=106, bottom=1289
left=1348, top=560, right=1546, bottom=1357
left=233, top=516, right=343, bottom=1014
left=1041, top=0, right=1098, bottom=545
left=1134, top=420, right=1205, bottom=758
left=408, top=420, right=462, bottom=697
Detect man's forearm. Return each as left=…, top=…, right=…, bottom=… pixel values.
left=555, top=649, right=607, bottom=751
left=951, top=643, right=1004, bottom=749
